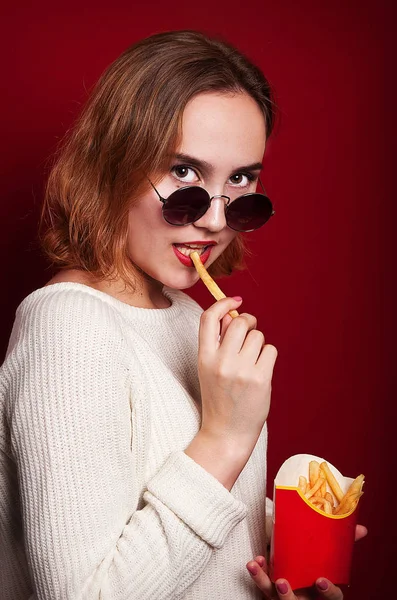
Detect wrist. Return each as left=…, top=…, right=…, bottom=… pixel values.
left=184, top=429, right=253, bottom=490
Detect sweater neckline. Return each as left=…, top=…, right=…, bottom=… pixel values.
left=20, top=282, right=185, bottom=324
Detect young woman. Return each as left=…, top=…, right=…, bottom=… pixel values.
left=0, top=30, right=364, bottom=600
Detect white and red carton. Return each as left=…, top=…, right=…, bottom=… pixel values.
left=269, top=454, right=362, bottom=591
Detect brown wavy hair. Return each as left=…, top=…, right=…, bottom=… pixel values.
left=41, top=30, right=276, bottom=285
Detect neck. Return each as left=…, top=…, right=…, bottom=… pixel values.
left=96, top=273, right=171, bottom=309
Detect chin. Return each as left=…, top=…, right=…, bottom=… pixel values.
left=154, top=270, right=200, bottom=291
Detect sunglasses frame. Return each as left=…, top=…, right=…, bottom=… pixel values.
left=148, top=177, right=275, bottom=232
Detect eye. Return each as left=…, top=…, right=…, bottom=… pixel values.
left=228, top=173, right=255, bottom=188
left=171, top=165, right=199, bottom=184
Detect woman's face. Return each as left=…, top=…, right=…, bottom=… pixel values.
left=127, top=91, right=267, bottom=290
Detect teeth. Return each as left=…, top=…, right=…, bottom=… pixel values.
left=177, top=246, right=206, bottom=257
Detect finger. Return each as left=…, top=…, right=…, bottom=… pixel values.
left=274, top=579, right=299, bottom=599
left=246, top=560, right=274, bottom=597
left=219, top=313, right=233, bottom=343
left=253, top=555, right=267, bottom=570
left=355, top=524, right=368, bottom=541
left=239, top=329, right=265, bottom=363
left=199, top=297, right=243, bottom=353
left=315, top=579, right=343, bottom=600
left=220, top=312, right=257, bottom=354
left=255, top=342, right=278, bottom=377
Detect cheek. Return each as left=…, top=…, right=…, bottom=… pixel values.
left=224, top=229, right=239, bottom=247
left=207, top=230, right=238, bottom=267
left=126, top=213, right=153, bottom=263
left=128, top=195, right=162, bottom=227
left=127, top=197, right=166, bottom=243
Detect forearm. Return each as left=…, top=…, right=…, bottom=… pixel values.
left=22, top=452, right=247, bottom=600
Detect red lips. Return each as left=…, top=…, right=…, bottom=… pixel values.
left=172, top=243, right=215, bottom=267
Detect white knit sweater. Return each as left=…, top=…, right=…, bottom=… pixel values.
left=0, top=283, right=272, bottom=600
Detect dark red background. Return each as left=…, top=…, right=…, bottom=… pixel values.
left=1, top=2, right=395, bottom=598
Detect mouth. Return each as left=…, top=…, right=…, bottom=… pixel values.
left=172, top=242, right=216, bottom=267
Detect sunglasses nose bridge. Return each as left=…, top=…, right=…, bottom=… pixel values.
left=193, top=193, right=230, bottom=232
left=210, top=194, right=231, bottom=206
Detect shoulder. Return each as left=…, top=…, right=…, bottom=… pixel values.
left=6, top=283, right=127, bottom=360
left=18, top=282, right=122, bottom=326
left=2, top=284, right=131, bottom=414
left=43, top=267, right=96, bottom=287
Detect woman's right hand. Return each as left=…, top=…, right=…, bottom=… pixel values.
left=198, top=296, right=277, bottom=452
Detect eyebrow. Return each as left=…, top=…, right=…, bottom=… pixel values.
left=172, top=153, right=263, bottom=175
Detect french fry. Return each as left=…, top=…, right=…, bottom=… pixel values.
left=311, top=497, right=333, bottom=515
left=334, top=491, right=363, bottom=515
left=333, top=475, right=365, bottom=515
left=320, top=462, right=345, bottom=503
left=190, top=251, right=239, bottom=318
left=344, top=474, right=365, bottom=497
left=309, top=461, right=323, bottom=497
left=319, top=467, right=327, bottom=497
left=298, top=476, right=307, bottom=494
left=305, top=477, right=325, bottom=499
left=298, top=462, right=364, bottom=516
left=309, top=461, right=320, bottom=488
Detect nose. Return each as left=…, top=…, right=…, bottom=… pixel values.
left=193, top=194, right=229, bottom=233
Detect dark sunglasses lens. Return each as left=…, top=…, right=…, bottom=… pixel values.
left=162, top=187, right=210, bottom=225
left=226, top=194, right=273, bottom=232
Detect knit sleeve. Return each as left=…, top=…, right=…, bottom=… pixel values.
left=265, top=497, right=274, bottom=543
left=7, top=289, right=246, bottom=600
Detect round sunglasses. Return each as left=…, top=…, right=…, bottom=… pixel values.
left=148, top=179, right=274, bottom=232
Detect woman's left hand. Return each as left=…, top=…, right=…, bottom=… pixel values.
left=246, top=524, right=368, bottom=599
left=246, top=557, right=343, bottom=600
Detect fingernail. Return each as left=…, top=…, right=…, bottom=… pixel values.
left=276, top=581, right=288, bottom=595
left=247, top=564, right=258, bottom=576
left=232, top=296, right=242, bottom=302
left=317, top=579, right=329, bottom=591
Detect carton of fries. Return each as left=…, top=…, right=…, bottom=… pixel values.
left=269, top=454, right=364, bottom=590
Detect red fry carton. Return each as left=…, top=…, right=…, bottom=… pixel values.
left=269, top=454, right=362, bottom=591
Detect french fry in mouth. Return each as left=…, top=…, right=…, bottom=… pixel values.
left=190, top=251, right=239, bottom=318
